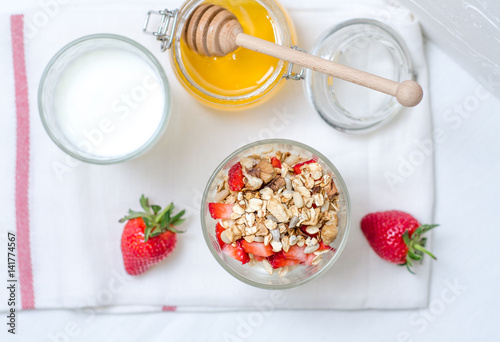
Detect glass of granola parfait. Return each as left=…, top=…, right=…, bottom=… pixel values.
left=201, top=139, right=351, bottom=289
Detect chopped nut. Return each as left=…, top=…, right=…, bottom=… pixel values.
left=244, top=174, right=263, bottom=190
left=259, top=187, right=273, bottom=200
left=289, top=234, right=298, bottom=246
left=254, top=160, right=275, bottom=183
left=321, top=223, right=338, bottom=244
left=269, top=176, right=286, bottom=192
left=267, top=197, right=288, bottom=222
left=239, top=157, right=257, bottom=170
left=311, top=185, right=321, bottom=195
left=324, top=179, right=339, bottom=200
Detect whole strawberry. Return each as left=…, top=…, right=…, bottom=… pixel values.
left=360, top=210, right=437, bottom=273
left=119, top=195, right=185, bottom=275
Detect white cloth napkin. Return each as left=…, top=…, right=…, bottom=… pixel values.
left=0, top=1, right=433, bottom=312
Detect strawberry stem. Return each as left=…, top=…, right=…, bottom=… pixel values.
left=119, top=195, right=186, bottom=242
left=403, top=224, right=438, bottom=273
left=413, top=244, right=437, bottom=260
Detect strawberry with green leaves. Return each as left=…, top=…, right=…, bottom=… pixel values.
left=119, top=195, right=185, bottom=276
left=361, top=210, right=437, bottom=273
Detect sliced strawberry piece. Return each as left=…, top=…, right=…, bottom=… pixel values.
left=283, top=245, right=307, bottom=262
left=241, top=240, right=274, bottom=257
left=228, top=162, right=245, bottom=191
left=299, top=225, right=319, bottom=238
left=215, top=222, right=226, bottom=249
left=268, top=251, right=301, bottom=269
left=304, top=253, right=316, bottom=266
left=318, top=240, right=334, bottom=251
left=293, top=159, right=316, bottom=174
left=253, top=255, right=265, bottom=262
left=271, top=157, right=281, bottom=169
left=208, top=203, right=233, bottom=219
left=222, top=240, right=250, bottom=265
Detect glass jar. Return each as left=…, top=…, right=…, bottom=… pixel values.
left=145, top=0, right=297, bottom=111
left=201, top=139, right=351, bottom=289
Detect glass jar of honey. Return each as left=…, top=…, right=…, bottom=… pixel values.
left=144, top=0, right=297, bottom=110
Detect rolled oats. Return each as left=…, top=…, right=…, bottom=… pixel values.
left=211, top=150, right=341, bottom=275
left=304, top=244, right=319, bottom=254
left=264, top=234, right=272, bottom=246
left=270, top=240, right=282, bottom=252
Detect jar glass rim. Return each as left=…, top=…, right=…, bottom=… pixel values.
left=172, top=0, right=291, bottom=104
left=38, top=33, right=171, bottom=164
left=304, top=18, right=414, bottom=133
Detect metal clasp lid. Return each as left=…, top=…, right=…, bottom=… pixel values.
left=283, top=45, right=306, bottom=81
left=143, top=9, right=179, bottom=52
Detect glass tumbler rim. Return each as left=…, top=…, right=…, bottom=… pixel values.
left=38, top=33, right=171, bottom=164
left=200, top=138, right=351, bottom=289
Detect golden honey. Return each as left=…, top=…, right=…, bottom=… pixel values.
left=171, top=0, right=296, bottom=110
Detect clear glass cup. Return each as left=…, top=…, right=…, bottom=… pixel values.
left=201, top=139, right=351, bottom=289
left=38, top=34, right=171, bottom=164
left=304, top=19, right=414, bottom=133
left=169, top=0, right=297, bottom=110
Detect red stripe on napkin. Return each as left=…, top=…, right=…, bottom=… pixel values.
left=11, top=14, right=34, bottom=310
left=162, top=306, right=177, bottom=312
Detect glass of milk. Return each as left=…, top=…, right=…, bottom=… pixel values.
left=39, top=34, right=171, bottom=164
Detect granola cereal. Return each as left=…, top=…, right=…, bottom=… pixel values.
left=208, top=150, right=340, bottom=276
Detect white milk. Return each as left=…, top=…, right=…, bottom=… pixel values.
left=53, top=47, right=166, bottom=158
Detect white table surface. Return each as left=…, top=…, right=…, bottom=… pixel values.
left=2, top=0, right=500, bottom=340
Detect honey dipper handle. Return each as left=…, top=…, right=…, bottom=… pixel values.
left=235, top=33, right=423, bottom=107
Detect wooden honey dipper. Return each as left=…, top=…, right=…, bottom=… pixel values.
left=183, top=4, right=423, bottom=107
